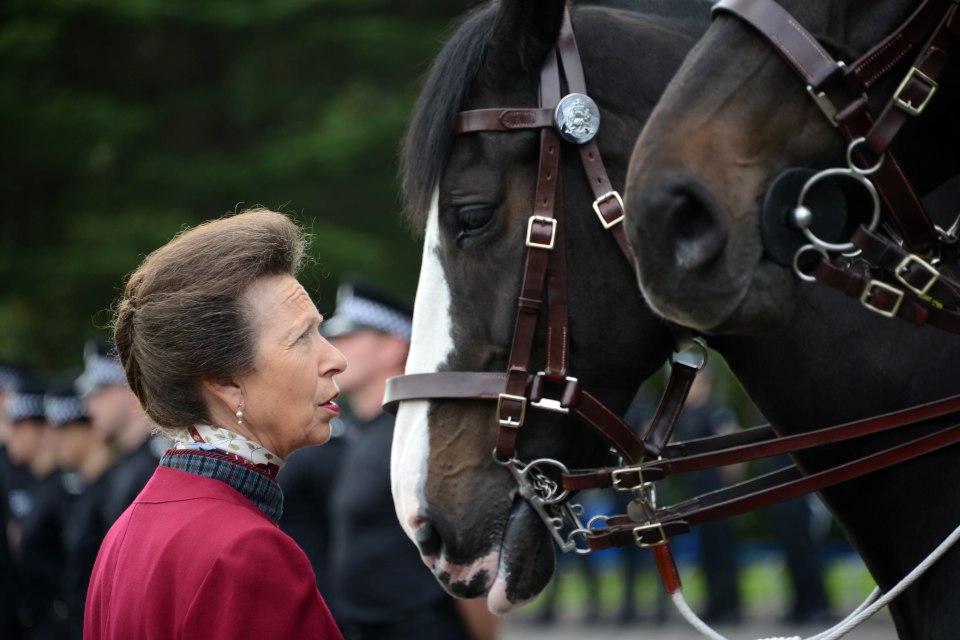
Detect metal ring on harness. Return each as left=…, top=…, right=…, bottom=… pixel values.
left=795, top=166, right=881, bottom=252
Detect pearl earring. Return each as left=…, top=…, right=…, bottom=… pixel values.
left=236, top=402, right=244, bottom=427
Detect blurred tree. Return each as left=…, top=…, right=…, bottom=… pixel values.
left=0, top=0, right=477, bottom=370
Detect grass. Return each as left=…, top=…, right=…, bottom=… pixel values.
left=516, top=548, right=878, bottom=620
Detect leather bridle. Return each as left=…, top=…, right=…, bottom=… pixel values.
left=384, top=7, right=704, bottom=553
left=384, top=2, right=960, bottom=588
left=713, top=0, right=960, bottom=332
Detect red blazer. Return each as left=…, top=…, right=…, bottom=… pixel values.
left=85, top=466, right=342, bottom=640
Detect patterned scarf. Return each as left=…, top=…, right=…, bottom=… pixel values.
left=162, top=424, right=286, bottom=522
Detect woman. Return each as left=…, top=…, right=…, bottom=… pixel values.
left=84, top=209, right=346, bottom=639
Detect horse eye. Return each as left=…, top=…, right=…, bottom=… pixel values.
left=454, top=205, right=496, bottom=247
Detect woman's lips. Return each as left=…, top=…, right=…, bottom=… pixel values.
left=320, top=400, right=340, bottom=415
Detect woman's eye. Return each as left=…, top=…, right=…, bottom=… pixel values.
left=454, top=205, right=495, bottom=246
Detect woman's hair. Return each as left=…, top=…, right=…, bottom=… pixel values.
left=113, top=208, right=308, bottom=435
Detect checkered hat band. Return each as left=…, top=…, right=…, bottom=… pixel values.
left=78, top=353, right=127, bottom=395
left=8, top=393, right=45, bottom=422
left=0, top=367, right=17, bottom=391
left=44, top=396, right=88, bottom=426
left=338, top=297, right=412, bottom=339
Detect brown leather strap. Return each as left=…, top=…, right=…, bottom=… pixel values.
left=713, top=0, right=940, bottom=253
left=588, top=420, right=960, bottom=550
left=712, top=0, right=837, bottom=84
left=848, top=0, right=953, bottom=88
left=865, top=5, right=959, bottom=154
left=814, top=257, right=960, bottom=333
left=555, top=8, right=639, bottom=273
left=640, top=360, right=699, bottom=457
left=853, top=225, right=960, bottom=307
left=383, top=372, right=508, bottom=415
left=454, top=108, right=554, bottom=133
left=646, top=392, right=960, bottom=475
left=382, top=369, right=651, bottom=462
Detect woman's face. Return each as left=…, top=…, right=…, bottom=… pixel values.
left=236, top=274, right=347, bottom=458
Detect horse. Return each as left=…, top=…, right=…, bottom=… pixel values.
left=388, top=0, right=709, bottom=615
left=625, top=1, right=960, bottom=637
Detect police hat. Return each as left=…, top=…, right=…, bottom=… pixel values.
left=75, top=339, right=127, bottom=398
left=44, top=374, right=90, bottom=427
left=0, top=363, right=21, bottom=393
left=7, top=373, right=48, bottom=424
left=321, top=277, right=413, bottom=341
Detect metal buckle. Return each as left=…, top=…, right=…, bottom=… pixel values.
left=610, top=466, right=644, bottom=491
left=496, top=393, right=527, bottom=428
left=525, top=216, right=557, bottom=250
left=632, top=522, right=668, bottom=548
left=893, top=66, right=938, bottom=116
left=806, top=85, right=841, bottom=127
left=592, top=191, right=624, bottom=229
left=805, top=61, right=851, bottom=128
left=894, top=254, right=939, bottom=296
left=529, top=372, right=578, bottom=414
left=860, top=280, right=904, bottom=318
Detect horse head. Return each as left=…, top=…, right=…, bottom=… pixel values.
left=390, top=0, right=705, bottom=614
left=625, top=0, right=960, bottom=334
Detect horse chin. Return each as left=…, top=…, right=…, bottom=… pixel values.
left=707, top=258, right=797, bottom=334
left=427, top=495, right=556, bottom=614
left=645, top=256, right=796, bottom=335
left=485, top=496, right=556, bottom=614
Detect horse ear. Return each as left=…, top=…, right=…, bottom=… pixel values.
left=487, top=0, right=566, bottom=79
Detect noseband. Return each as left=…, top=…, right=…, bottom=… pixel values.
left=715, top=0, right=960, bottom=332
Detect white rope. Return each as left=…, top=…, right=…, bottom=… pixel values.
left=669, top=519, right=960, bottom=640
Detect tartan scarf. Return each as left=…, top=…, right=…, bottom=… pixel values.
left=159, top=449, right=284, bottom=523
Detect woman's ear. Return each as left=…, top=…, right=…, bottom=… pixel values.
left=200, top=377, right=244, bottom=414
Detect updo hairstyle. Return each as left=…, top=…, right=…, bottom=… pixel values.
left=112, top=209, right=308, bottom=436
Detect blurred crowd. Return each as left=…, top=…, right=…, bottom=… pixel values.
left=0, top=342, right=167, bottom=639
left=0, top=276, right=496, bottom=640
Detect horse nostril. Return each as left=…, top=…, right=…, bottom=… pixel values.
left=414, top=522, right=442, bottom=557
left=666, top=186, right=727, bottom=270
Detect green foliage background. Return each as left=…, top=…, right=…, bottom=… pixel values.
left=0, top=0, right=476, bottom=371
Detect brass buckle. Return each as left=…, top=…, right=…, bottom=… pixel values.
left=893, top=66, right=938, bottom=116
left=894, top=254, right=939, bottom=296
left=632, top=522, right=668, bottom=548
left=610, top=466, right=644, bottom=491
left=860, top=280, right=904, bottom=318
left=496, top=393, right=527, bottom=428
left=592, top=191, right=624, bottom=229
left=525, top=216, right=557, bottom=250
left=804, top=61, right=856, bottom=128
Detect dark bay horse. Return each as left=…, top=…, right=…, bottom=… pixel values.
left=626, top=1, right=960, bottom=637
left=390, top=0, right=707, bottom=614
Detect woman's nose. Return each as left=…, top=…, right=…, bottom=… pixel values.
left=320, top=338, right=347, bottom=376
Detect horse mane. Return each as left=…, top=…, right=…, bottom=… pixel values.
left=399, top=0, right=711, bottom=232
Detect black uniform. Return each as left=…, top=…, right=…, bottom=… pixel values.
left=61, top=469, right=114, bottom=640
left=0, top=448, right=24, bottom=639
left=101, top=435, right=166, bottom=524
left=329, top=413, right=467, bottom=640
left=278, top=435, right=345, bottom=595
left=17, top=470, right=70, bottom=638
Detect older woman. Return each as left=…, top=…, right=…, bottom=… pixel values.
left=84, top=210, right=346, bottom=639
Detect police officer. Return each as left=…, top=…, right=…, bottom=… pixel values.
left=76, top=340, right=167, bottom=524
left=320, top=278, right=496, bottom=640
left=50, top=371, right=115, bottom=640
left=0, top=364, right=25, bottom=639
